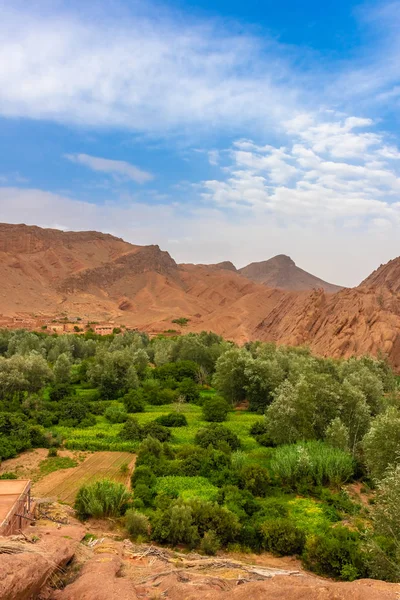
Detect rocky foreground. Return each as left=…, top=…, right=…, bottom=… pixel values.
left=1, top=507, right=400, bottom=600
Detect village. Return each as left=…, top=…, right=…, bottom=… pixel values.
left=0, top=315, right=122, bottom=336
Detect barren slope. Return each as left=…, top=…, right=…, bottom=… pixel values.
left=2, top=223, right=400, bottom=368
left=239, top=254, right=342, bottom=293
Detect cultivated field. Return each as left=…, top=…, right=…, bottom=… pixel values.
left=33, top=451, right=135, bottom=504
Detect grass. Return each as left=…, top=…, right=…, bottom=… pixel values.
left=53, top=398, right=262, bottom=452
left=39, top=456, right=77, bottom=476
left=155, top=475, right=219, bottom=501
left=46, top=385, right=362, bottom=532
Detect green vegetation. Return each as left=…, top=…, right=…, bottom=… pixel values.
left=39, top=455, right=77, bottom=476
left=0, top=328, right=398, bottom=582
left=74, top=479, right=131, bottom=519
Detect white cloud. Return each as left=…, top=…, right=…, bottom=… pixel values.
left=1, top=185, right=400, bottom=288
left=0, top=4, right=301, bottom=136
left=65, top=154, right=153, bottom=184
left=201, top=112, right=400, bottom=228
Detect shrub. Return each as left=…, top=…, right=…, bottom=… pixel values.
left=152, top=501, right=199, bottom=546
left=125, top=509, right=150, bottom=539
left=131, top=465, right=157, bottom=489
left=134, top=483, right=156, bottom=507
left=120, top=417, right=143, bottom=441
left=260, top=518, right=305, bottom=556
left=123, top=391, right=145, bottom=413
left=240, top=464, right=270, bottom=497
left=195, top=424, right=241, bottom=451
left=146, top=388, right=178, bottom=406
left=217, top=485, right=260, bottom=519
left=250, top=420, right=276, bottom=447
left=187, top=498, right=241, bottom=544
left=48, top=447, right=58, bottom=457
left=49, top=383, right=74, bottom=402
left=178, top=378, right=200, bottom=403
left=0, top=472, right=18, bottom=480
left=29, top=424, right=50, bottom=448
left=104, top=405, right=128, bottom=424
left=200, top=530, right=221, bottom=555
left=155, top=413, right=188, bottom=427
left=142, top=422, right=171, bottom=442
left=270, top=441, right=354, bottom=490
left=154, top=361, right=199, bottom=382
left=202, top=396, right=230, bottom=422
left=259, top=497, right=289, bottom=520
left=302, top=526, right=366, bottom=580
left=74, top=479, right=131, bottom=519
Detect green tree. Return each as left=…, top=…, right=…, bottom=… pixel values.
left=53, top=353, right=72, bottom=384
left=325, top=417, right=350, bottom=452
left=363, top=408, right=400, bottom=478
left=202, top=396, right=230, bottom=422
left=212, top=348, right=251, bottom=405
left=244, top=357, right=285, bottom=412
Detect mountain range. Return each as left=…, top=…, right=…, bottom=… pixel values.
left=1, top=222, right=400, bottom=368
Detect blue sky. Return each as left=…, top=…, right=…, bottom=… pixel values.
left=1, top=0, right=400, bottom=286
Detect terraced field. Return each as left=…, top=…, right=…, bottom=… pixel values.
left=33, top=451, right=135, bottom=504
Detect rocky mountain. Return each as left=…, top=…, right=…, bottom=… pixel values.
left=238, top=254, right=342, bottom=293
left=2, top=223, right=400, bottom=368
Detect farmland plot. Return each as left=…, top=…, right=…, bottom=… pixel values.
left=33, top=451, right=135, bottom=504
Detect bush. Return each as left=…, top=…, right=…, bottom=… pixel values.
left=74, top=479, right=131, bottom=519
left=240, top=464, right=270, bottom=497
left=120, top=417, right=143, bottom=442
left=259, top=497, right=289, bottom=520
left=202, top=396, right=230, bottom=422
left=195, top=424, right=241, bottom=451
left=200, top=530, right=221, bottom=555
left=155, top=413, right=188, bottom=427
left=131, top=465, right=157, bottom=489
left=49, top=383, right=74, bottom=402
left=178, top=378, right=200, bottom=403
left=29, top=424, right=50, bottom=448
left=260, top=518, right=305, bottom=556
left=217, top=485, right=260, bottom=519
left=146, top=388, right=178, bottom=406
left=104, top=405, right=128, bottom=424
left=0, top=471, right=18, bottom=480
left=123, top=391, right=145, bottom=413
left=142, top=422, right=172, bottom=442
left=125, top=509, right=150, bottom=539
left=152, top=500, right=199, bottom=546
left=48, top=447, right=58, bottom=457
left=134, top=483, right=156, bottom=507
left=154, top=361, right=199, bottom=382
left=250, top=420, right=276, bottom=447
left=302, top=526, right=366, bottom=580
left=271, top=441, right=354, bottom=490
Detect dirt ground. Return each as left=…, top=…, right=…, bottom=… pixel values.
left=32, top=451, right=135, bottom=502
left=0, top=448, right=85, bottom=480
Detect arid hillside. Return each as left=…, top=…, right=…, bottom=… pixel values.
left=238, top=254, right=342, bottom=293
left=1, top=223, right=400, bottom=367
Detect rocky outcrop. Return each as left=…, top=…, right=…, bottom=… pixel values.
left=0, top=524, right=84, bottom=600
left=50, top=540, right=400, bottom=600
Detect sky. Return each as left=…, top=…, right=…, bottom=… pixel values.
left=1, top=0, right=400, bottom=286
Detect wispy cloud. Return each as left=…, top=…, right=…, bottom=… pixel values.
left=202, top=112, right=400, bottom=227
left=65, top=154, right=153, bottom=184
left=0, top=4, right=301, bottom=137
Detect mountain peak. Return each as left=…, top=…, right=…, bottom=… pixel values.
left=238, top=255, right=342, bottom=293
